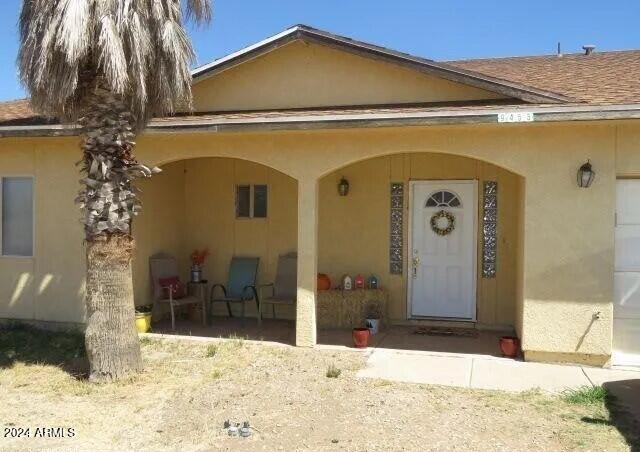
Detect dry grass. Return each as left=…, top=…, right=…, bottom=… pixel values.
left=0, top=327, right=633, bottom=451
left=325, top=363, right=342, bottom=378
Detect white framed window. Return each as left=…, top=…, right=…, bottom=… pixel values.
left=425, top=190, right=462, bottom=208
left=236, top=184, right=268, bottom=219
left=1, top=176, right=34, bottom=257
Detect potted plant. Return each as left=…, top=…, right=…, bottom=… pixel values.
left=190, top=248, right=210, bottom=283
left=134, top=304, right=153, bottom=333
left=347, top=305, right=370, bottom=348
left=499, top=336, right=520, bottom=358
left=352, top=327, right=370, bottom=348
left=365, top=302, right=382, bottom=335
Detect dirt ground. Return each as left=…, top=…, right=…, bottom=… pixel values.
left=0, top=329, right=635, bottom=451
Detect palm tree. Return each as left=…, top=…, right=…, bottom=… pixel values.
left=18, top=0, right=211, bottom=381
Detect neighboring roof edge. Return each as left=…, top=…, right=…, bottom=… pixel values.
left=3, top=103, right=640, bottom=138
left=191, top=24, right=576, bottom=104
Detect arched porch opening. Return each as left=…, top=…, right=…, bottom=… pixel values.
left=131, top=157, right=299, bottom=343
left=315, top=152, right=525, bottom=355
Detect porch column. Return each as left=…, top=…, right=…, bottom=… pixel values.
left=296, top=178, right=318, bottom=347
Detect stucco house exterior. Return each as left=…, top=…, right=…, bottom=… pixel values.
left=1, top=25, right=639, bottom=367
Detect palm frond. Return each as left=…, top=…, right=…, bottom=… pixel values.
left=18, top=0, right=212, bottom=128
left=186, top=0, right=212, bottom=23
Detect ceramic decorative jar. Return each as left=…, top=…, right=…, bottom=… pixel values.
left=341, top=275, right=353, bottom=290
left=354, top=274, right=365, bottom=289
left=367, top=275, right=379, bottom=289
left=190, top=248, right=210, bottom=283
left=190, top=265, right=202, bottom=283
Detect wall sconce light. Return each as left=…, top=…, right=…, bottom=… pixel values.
left=577, top=160, right=595, bottom=188
left=338, top=177, right=350, bottom=196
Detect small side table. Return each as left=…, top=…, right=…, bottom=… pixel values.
left=188, top=280, right=208, bottom=326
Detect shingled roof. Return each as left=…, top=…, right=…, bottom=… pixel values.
left=447, top=50, right=640, bottom=105
left=0, top=99, right=38, bottom=125
left=1, top=25, right=639, bottom=129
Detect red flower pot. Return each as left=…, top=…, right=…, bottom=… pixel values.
left=352, top=328, right=370, bottom=348
left=499, top=336, right=520, bottom=358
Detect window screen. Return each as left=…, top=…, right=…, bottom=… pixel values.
left=253, top=185, right=268, bottom=218
left=236, top=185, right=251, bottom=218
left=236, top=184, right=268, bottom=219
left=2, top=177, right=33, bottom=256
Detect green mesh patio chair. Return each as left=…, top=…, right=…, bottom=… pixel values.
left=258, top=252, right=297, bottom=325
left=209, top=257, right=260, bottom=325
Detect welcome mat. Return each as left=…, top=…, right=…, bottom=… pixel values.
left=412, top=327, right=479, bottom=338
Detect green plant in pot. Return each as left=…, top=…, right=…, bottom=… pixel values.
left=134, top=305, right=153, bottom=333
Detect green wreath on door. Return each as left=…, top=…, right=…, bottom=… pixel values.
left=430, top=210, right=455, bottom=236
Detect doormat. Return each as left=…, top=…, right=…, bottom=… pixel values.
left=412, top=327, right=479, bottom=338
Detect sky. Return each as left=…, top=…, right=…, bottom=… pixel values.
left=0, top=0, right=639, bottom=101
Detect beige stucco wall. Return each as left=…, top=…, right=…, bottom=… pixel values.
left=183, top=158, right=298, bottom=318
left=137, top=121, right=627, bottom=361
left=132, top=161, right=187, bottom=308
left=3, top=121, right=640, bottom=363
left=318, top=153, right=522, bottom=328
left=192, top=40, right=504, bottom=112
left=133, top=153, right=520, bottom=327
left=0, top=136, right=85, bottom=324
left=130, top=158, right=298, bottom=319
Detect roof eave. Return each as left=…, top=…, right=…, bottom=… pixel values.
left=3, top=104, right=640, bottom=138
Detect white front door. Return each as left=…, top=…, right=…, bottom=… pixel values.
left=613, top=179, right=640, bottom=367
left=409, top=181, right=477, bottom=319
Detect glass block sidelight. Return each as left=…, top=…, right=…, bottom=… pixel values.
left=484, top=182, right=498, bottom=195
left=484, top=194, right=498, bottom=210
left=391, top=183, right=404, bottom=196
left=390, top=234, right=403, bottom=249
left=389, top=247, right=402, bottom=262
left=390, top=261, right=403, bottom=275
left=483, top=263, right=496, bottom=278
left=482, top=181, right=498, bottom=278
left=483, top=208, right=497, bottom=223
left=390, top=182, right=404, bottom=275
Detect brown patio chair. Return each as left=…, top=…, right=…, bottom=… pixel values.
left=209, top=257, right=260, bottom=326
left=149, top=253, right=204, bottom=331
left=258, top=252, right=297, bottom=325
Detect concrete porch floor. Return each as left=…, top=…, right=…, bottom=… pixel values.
left=149, top=316, right=639, bottom=397
left=151, top=316, right=505, bottom=356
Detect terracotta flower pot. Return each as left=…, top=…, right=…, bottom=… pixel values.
left=317, top=273, right=331, bottom=291
left=352, top=328, right=370, bottom=348
left=499, top=336, right=519, bottom=358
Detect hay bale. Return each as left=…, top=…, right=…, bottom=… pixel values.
left=317, top=289, right=388, bottom=328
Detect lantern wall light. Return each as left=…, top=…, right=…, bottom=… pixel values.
left=577, top=160, right=595, bottom=188
left=338, top=177, right=350, bottom=196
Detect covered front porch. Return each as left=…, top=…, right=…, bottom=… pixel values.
left=131, top=151, right=523, bottom=355
left=151, top=317, right=505, bottom=357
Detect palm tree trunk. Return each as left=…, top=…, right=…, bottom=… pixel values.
left=80, top=81, right=143, bottom=381
left=85, top=235, right=142, bottom=380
